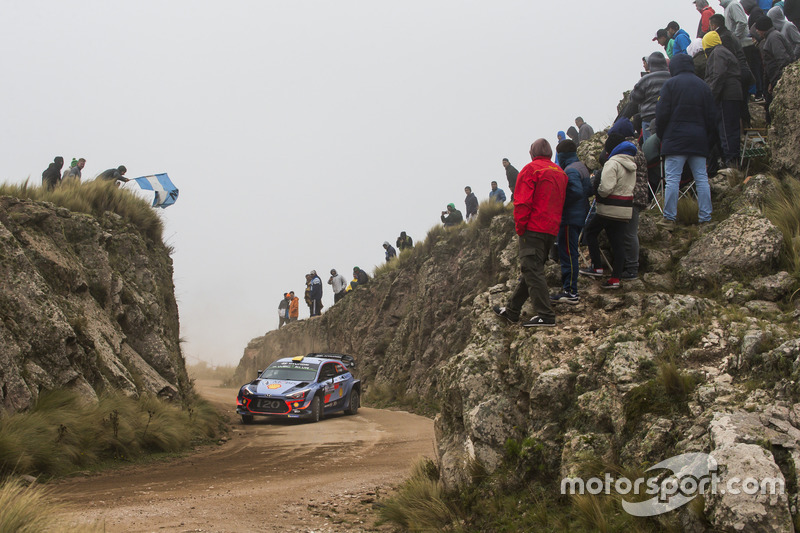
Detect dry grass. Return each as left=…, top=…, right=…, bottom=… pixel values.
left=0, top=178, right=163, bottom=241
left=0, top=478, right=103, bottom=532
left=765, top=175, right=800, bottom=277
left=676, top=196, right=699, bottom=226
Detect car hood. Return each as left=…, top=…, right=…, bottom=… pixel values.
left=247, top=379, right=311, bottom=396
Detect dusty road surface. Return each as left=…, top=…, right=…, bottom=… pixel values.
left=51, top=380, right=435, bottom=532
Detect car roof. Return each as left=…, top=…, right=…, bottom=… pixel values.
left=272, top=356, right=339, bottom=365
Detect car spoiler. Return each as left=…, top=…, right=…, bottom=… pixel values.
left=307, top=352, right=356, bottom=369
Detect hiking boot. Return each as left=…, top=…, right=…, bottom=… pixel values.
left=550, top=291, right=579, bottom=305
left=579, top=267, right=604, bottom=278
left=601, top=278, right=621, bottom=290
left=522, top=315, right=556, bottom=327
left=620, top=271, right=638, bottom=280
left=656, top=218, right=675, bottom=231
left=492, top=306, right=519, bottom=324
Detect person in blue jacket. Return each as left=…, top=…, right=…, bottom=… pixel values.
left=655, top=53, right=717, bottom=229
left=489, top=181, right=506, bottom=203
left=667, top=21, right=693, bottom=55
left=551, top=140, right=592, bottom=304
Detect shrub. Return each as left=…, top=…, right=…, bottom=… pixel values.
left=765, top=175, right=800, bottom=277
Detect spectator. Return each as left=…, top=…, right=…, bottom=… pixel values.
left=64, top=158, right=86, bottom=181
left=696, top=0, right=717, bottom=37
left=328, top=269, right=347, bottom=303
left=755, top=15, right=795, bottom=123
left=309, top=270, right=323, bottom=317
left=383, top=241, right=397, bottom=261
left=98, top=165, right=129, bottom=184
left=289, top=291, right=299, bottom=322
left=557, top=131, right=566, bottom=143
left=580, top=135, right=638, bottom=290
left=551, top=139, right=591, bottom=305
left=786, top=0, right=800, bottom=26
left=304, top=274, right=313, bottom=314
left=441, top=203, right=464, bottom=227
left=768, top=6, right=800, bottom=58
left=278, top=293, right=290, bottom=328
left=710, top=13, right=755, bottom=126
left=489, top=181, right=506, bottom=203
left=396, top=231, right=413, bottom=251
left=622, top=51, right=670, bottom=142
left=667, top=21, right=693, bottom=55
left=575, top=116, right=595, bottom=144
left=655, top=53, right=716, bottom=229
left=566, top=126, right=580, bottom=144
left=492, top=139, right=567, bottom=327
left=353, top=266, right=369, bottom=287
left=41, top=156, right=64, bottom=191
left=502, top=158, right=519, bottom=200
left=464, top=186, right=479, bottom=221
left=689, top=37, right=710, bottom=77
left=703, top=30, right=743, bottom=168
left=721, top=0, right=763, bottom=99
left=654, top=28, right=675, bottom=57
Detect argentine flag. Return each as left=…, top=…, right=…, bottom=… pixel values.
left=129, top=173, right=179, bottom=208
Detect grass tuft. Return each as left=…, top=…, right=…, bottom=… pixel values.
left=676, top=196, right=699, bottom=226
left=765, top=175, right=800, bottom=278
left=0, top=178, right=164, bottom=241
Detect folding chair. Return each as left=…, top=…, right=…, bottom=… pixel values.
left=740, top=128, right=768, bottom=176
left=649, top=160, right=697, bottom=213
left=647, top=156, right=665, bottom=214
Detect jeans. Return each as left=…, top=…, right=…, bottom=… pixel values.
left=508, top=231, right=556, bottom=320
left=641, top=120, right=653, bottom=143
left=623, top=207, right=640, bottom=275
left=664, top=155, right=712, bottom=223
left=584, top=215, right=627, bottom=279
left=557, top=224, right=582, bottom=295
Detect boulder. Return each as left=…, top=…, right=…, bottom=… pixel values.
left=576, top=131, right=608, bottom=171
left=749, top=271, right=795, bottom=302
left=769, top=61, right=800, bottom=178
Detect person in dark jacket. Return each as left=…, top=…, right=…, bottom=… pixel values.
left=667, top=21, right=693, bottom=54
left=704, top=31, right=744, bottom=167
left=566, top=126, right=580, bottom=144
left=308, top=270, right=323, bottom=317
left=575, top=117, right=595, bottom=144
left=695, top=0, right=717, bottom=37
left=41, top=156, right=64, bottom=191
left=551, top=140, right=591, bottom=305
left=786, top=0, right=800, bottom=26
left=769, top=6, right=800, bottom=57
left=278, top=293, right=290, bottom=328
left=502, top=158, right=518, bottom=201
left=98, top=165, right=129, bottom=184
left=464, top=186, right=479, bottom=221
left=383, top=241, right=397, bottom=261
left=622, top=52, right=670, bottom=142
left=441, top=203, right=464, bottom=227
left=396, top=231, right=413, bottom=251
left=710, top=14, right=755, bottom=126
left=755, top=16, right=795, bottom=123
left=655, top=53, right=716, bottom=228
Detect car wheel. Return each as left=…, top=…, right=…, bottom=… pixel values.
left=241, top=414, right=254, bottom=425
left=345, top=389, right=360, bottom=415
left=309, top=395, right=322, bottom=423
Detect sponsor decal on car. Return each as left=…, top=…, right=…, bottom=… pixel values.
left=267, top=383, right=281, bottom=389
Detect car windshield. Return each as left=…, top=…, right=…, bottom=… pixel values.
left=259, top=362, right=319, bottom=381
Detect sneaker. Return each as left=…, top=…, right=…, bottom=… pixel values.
left=620, top=271, right=638, bottom=280
left=522, top=315, right=556, bottom=327
left=753, top=96, right=765, bottom=103
left=601, top=278, right=621, bottom=290
left=550, top=291, right=579, bottom=305
left=492, top=306, right=519, bottom=324
left=656, top=218, right=675, bottom=231
left=579, top=267, right=604, bottom=278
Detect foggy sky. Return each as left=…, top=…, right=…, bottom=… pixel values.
left=1, top=1, right=700, bottom=365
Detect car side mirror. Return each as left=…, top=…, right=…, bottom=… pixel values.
left=257, top=369, right=262, bottom=377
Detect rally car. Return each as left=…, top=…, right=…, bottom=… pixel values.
left=236, top=353, right=361, bottom=424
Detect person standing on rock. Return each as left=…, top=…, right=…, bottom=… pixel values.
left=755, top=15, right=795, bottom=124
left=502, top=158, right=518, bottom=201
left=98, top=165, right=129, bottom=185
left=696, top=0, right=718, bottom=37
left=63, top=158, right=86, bottom=181
left=493, top=139, right=567, bottom=327
left=278, top=293, right=290, bottom=328
left=655, top=53, right=716, bottom=229
left=288, top=291, right=299, bottom=322
left=489, top=181, right=506, bottom=203
left=709, top=13, right=755, bottom=127
left=464, top=186, right=479, bottom=221
left=309, top=270, right=323, bottom=317
left=328, top=269, right=348, bottom=303
left=42, top=156, right=64, bottom=191
left=703, top=30, right=743, bottom=168
left=666, top=20, right=693, bottom=55
left=551, top=140, right=591, bottom=305
left=621, top=51, right=671, bottom=142
left=383, top=241, right=397, bottom=261
left=575, top=117, right=595, bottom=144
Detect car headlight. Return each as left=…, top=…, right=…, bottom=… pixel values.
left=287, top=389, right=310, bottom=400
left=241, top=387, right=253, bottom=397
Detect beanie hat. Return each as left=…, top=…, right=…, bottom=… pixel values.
left=447, top=203, right=456, bottom=210
left=702, top=30, right=722, bottom=50
left=604, top=133, right=625, bottom=155
left=608, top=117, right=635, bottom=139
left=556, top=139, right=577, bottom=154
left=755, top=15, right=774, bottom=30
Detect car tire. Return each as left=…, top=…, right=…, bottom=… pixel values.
left=309, top=395, right=322, bottom=423
left=241, top=414, right=254, bottom=425
left=345, top=389, right=360, bottom=415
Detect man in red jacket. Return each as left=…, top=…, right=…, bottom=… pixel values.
left=493, top=139, right=568, bottom=327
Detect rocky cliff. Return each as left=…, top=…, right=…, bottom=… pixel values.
left=0, top=195, right=189, bottom=413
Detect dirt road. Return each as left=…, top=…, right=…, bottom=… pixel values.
left=51, top=380, right=435, bottom=532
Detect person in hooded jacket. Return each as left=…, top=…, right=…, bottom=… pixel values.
left=308, top=270, right=323, bottom=317
left=551, top=140, right=592, bottom=305
left=441, top=203, right=464, bottom=227
left=383, top=241, right=397, bottom=261
left=667, top=21, right=693, bottom=55
left=579, top=136, right=638, bottom=290
left=696, top=0, right=717, bottom=36
left=655, top=53, right=716, bottom=228
left=704, top=31, right=744, bottom=167
left=721, top=0, right=764, bottom=98
left=278, top=293, right=290, bottom=328
left=493, top=139, right=567, bottom=327
left=768, top=6, right=800, bottom=57
left=41, top=156, right=64, bottom=191
left=710, top=13, right=756, bottom=126
left=464, top=186, right=479, bottom=221
left=755, top=15, right=795, bottom=123
left=622, top=52, right=670, bottom=142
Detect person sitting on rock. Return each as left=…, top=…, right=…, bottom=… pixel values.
left=396, top=231, right=413, bottom=251
left=441, top=203, right=464, bottom=227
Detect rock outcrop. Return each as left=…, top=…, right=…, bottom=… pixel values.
left=769, top=61, right=800, bottom=178
left=0, top=196, right=188, bottom=413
